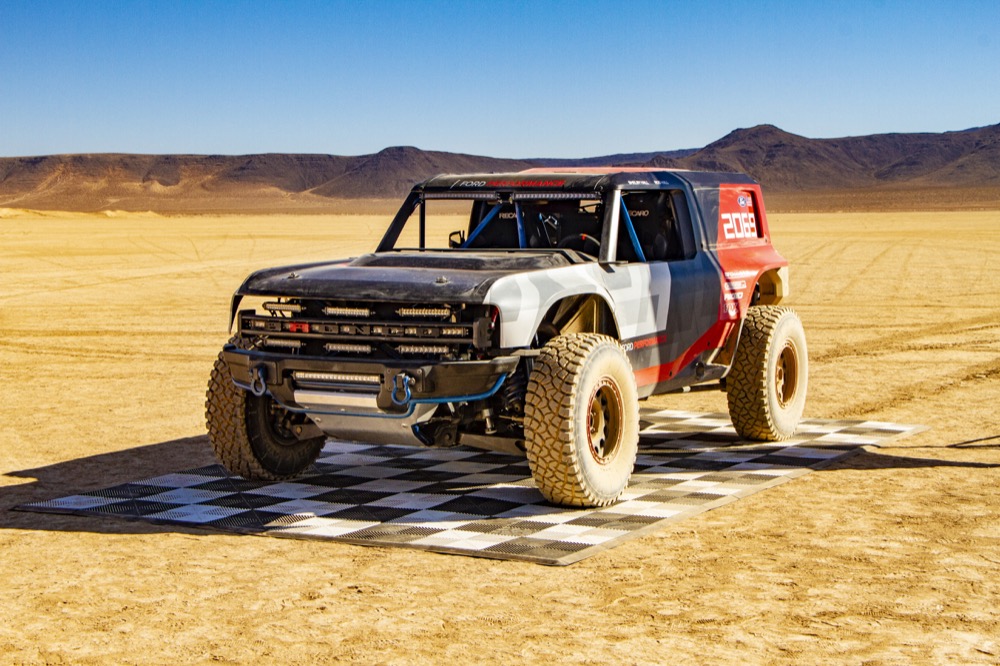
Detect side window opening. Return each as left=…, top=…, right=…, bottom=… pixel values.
left=617, top=191, right=688, bottom=262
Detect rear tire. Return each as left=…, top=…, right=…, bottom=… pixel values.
left=205, top=342, right=325, bottom=480
left=727, top=306, right=808, bottom=441
left=523, top=333, right=639, bottom=507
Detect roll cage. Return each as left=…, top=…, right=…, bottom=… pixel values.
left=376, top=181, right=695, bottom=265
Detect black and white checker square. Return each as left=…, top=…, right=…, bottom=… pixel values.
left=19, top=410, right=925, bottom=565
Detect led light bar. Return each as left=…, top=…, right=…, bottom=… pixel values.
left=323, top=306, right=371, bottom=317
left=440, top=327, right=469, bottom=336
left=263, top=338, right=302, bottom=349
left=397, top=344, right=449, bottom=355
left=397, top=307, right=451, bottom=318
left=323, top=342, right=373, bottom=354
left=510, top=192, right=599, bottom=200
left=293, top=371, right=380, bottom=385
left=262, top=302, right=302, bottom=313
left=424, top=192, right=497, bottom=200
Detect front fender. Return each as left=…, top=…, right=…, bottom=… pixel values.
left=484, top=263, right=647, bottom=348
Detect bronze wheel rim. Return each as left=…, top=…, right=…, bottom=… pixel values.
left=775, top=341, right=799, bottom=409
left=587, top=378, right=624, bottom=464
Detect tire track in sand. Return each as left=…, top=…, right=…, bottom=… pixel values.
left=812, top=314, right=1000, bottom=363
left=830, top=355, right=1000, bottom=418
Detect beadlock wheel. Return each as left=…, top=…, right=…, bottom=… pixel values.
left=205, top=339, right=325, bottom=480
left=523, top=333, right=639, bottom=507
left=727, top=306, right=809, bottom=441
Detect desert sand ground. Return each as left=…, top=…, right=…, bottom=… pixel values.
left=1, top=207, right=998, bottom=665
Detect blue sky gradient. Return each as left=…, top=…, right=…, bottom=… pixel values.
left=1, top=0, right=997, bottom=157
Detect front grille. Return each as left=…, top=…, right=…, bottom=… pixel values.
left=238, top=298, right=493, bottom=360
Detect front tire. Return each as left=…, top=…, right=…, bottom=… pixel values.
left=727, top=306, right=808, bottom=441
left=523, top=333, right=640, bottom=507
left=205, top=343, right=325, bottom=480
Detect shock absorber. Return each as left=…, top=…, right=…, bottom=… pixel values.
left=499, top=362, right=529, bottom=416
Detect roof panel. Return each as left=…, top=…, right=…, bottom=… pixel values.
left=419, top=168, right=757, bottom=193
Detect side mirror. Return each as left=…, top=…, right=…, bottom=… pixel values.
left=449, top=230, right=466, bottom=248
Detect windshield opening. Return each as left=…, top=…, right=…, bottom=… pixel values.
left=388, top=193, right=605, bottom=256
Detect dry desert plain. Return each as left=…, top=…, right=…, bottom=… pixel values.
left=1, top=205, right=999, bottom=665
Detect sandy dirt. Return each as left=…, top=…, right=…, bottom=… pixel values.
left=1, top=207, right=999, bottom=664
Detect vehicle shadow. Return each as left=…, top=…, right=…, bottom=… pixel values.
left=2, top=434, right=997, bottom=536
left=822, top=447, right=1000, bottom=471
left=1, top=435, right=221, bottom=536
left=943, top=434, right=999, bottom=449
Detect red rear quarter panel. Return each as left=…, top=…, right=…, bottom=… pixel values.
left=715, top=184, right=787, bottom=322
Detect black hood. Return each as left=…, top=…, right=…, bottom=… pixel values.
left=237, top=250, right=578, bottom=303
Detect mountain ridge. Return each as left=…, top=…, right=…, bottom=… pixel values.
left=656, top=123, right=1000, bottom=190
left=1, top=123, right=997, bottom=212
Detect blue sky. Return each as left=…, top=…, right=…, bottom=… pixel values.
left=1, top=0, right=997, bottom=158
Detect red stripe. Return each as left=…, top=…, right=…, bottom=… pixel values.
left=634, top=363, right=671, bottom=387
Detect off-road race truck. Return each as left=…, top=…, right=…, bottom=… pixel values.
left=206, top=167, right=808, bottom=507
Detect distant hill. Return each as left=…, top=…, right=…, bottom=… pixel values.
left=306, top=147, right=535, bottom=199
left=650, top=123, right=1000, bottom=190
left=0, top=124, right=997, bottom=212
left=0, top=150, right=535, bottom=212
left=532, top=148, right=698, bottom=167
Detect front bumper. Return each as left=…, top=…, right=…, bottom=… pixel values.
left=222, top=345, right=519, bottom=414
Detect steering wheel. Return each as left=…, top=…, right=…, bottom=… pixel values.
left=557, top=233, right=602, bottom=256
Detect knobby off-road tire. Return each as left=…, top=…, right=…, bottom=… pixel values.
left=727, top=306, right=808, bottom=441
left=523, top=333, right=640, bottom=507
left=205, top=341, right=325, bottom=481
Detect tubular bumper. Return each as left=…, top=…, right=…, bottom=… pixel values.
left=222, top=345, right=518, bottom=414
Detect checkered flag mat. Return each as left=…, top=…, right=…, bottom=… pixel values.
left=19, top=410, right=925, bottom=565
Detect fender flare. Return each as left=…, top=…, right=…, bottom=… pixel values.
left=483, top=266, right=622, bottom=348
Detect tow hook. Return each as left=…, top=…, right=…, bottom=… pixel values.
left=249, top=364, right=268, bottom=397
left=391, top=372, right=415, bottom=406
